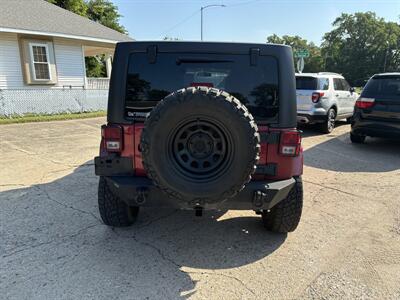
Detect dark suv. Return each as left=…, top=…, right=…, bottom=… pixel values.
left=94, top=42, right=303, bottom=233
left=351, top=73, right=400, bottom=143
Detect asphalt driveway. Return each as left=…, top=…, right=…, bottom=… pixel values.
left=1, top=118, right=400, bottom=299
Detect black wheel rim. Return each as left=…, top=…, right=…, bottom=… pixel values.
left=170, top=118, right=232, bottom=180
left=328, top=110, right=335, bottom=132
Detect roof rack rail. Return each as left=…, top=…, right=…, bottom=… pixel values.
left=318, top=72, right=342, bottom=76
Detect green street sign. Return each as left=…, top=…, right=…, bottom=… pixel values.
left=294, top=50, right=310, bottom=58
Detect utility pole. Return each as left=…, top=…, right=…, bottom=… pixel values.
left=383, top=41, right=389, bottom=72
left=201, top=4, right=226, bottom=41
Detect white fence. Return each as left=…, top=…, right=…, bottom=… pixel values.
left=0, top=88, right=108, bottom=116
left=86, top=78, right=110, bottom=90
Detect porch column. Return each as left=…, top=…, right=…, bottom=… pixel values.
left=105, top=55, right=112, bottom=78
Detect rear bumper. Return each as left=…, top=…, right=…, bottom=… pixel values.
left=351, top=118, right=400, bottom=139
left=101, top=175, right=295, bottom=211
left=297, top=113, right=327, bottom=124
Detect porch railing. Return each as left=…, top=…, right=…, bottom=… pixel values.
left=86, top=78, right=110, bottom=90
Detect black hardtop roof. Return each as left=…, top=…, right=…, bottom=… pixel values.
left=108, top=40, right=297, bottom=127
left=116, top=41, right=292, bottom=55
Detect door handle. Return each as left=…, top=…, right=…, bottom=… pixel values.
left=335, top=94, right=339, bottom=97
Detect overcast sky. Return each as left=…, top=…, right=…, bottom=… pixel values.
left=113, top=0, right=400, bottom=45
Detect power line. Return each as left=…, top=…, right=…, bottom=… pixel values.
left=158, top=0, right=262, bottom=39
left=159, top=9, right=201, bottom=38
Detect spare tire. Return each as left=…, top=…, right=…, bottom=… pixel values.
left=140, top=87, right=260, bottom=206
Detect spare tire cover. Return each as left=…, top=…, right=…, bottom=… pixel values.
left=140, top=87, right=260, bottom=205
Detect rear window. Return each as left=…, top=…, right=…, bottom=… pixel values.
left=125, top=52, right=279, bottom=121
left=362, top=76, right=400, bottom=100
left=296, top=77, right=329, bottom=90
left=296, top=76, right=317, bottom=90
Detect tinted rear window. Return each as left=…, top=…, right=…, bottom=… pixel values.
left=125, top=52, right=279, bottom=120
left=362, top=76, right=400, bottom=100
left=296, top=76, right=317, bottom=90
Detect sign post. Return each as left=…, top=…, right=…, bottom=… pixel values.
left=294, top=50, right=310, bottom=73
left=297, top=57, right=305, bottom=73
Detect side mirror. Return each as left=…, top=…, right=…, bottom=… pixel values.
left=350, top=87, right=355, bottom=93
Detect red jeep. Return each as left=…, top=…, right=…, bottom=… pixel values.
left=95, top=42, right=303, bottom=233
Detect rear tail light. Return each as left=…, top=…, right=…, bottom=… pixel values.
left=355, top=97, right=375, bottom=109
left=102, top=124, right=123, bottom=152
left=280, top=131, right=302, bottom=156
left=311, top=92, right=324, bottom=103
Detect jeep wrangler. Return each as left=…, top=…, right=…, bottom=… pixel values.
left=94, top=42, right=303, bottom=233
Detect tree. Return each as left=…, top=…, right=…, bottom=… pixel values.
left=321, top=12, right=400, bottom=86
left=87, top=0, right=126, bottom=34
left=47, top=0, right=87, bottom=16
left=267, top=34, right=324, bottom=73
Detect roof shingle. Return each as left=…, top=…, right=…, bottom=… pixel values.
left=0, top=0, right=132, bottom=42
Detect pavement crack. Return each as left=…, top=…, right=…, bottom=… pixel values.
left=138, top=209, right=179, bottom=228
left=187, top=270, right=256, bottom=296
left=0, top=183, right=28, bottom=187
left=3, top=223, right=99, bottom=259
left=303, top=179, right=362, bottom=199
left=110, top=228, right=196, bottom=288
left=35, top=185, right=102, bottom=223
left=2, top=140, right=37, bottom=155
left=46, top=159, right=94, bottom=168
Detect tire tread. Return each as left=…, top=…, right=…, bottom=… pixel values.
left=262, top=176, right=303, bottom=233
left=98, top=177, right=138, bottom=227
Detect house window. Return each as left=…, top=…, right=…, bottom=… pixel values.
left=29, top=43, right=51, bottom=81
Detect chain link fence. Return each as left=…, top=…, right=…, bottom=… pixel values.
left=0, top=88, right=108, bottom=117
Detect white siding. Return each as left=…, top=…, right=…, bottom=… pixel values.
left=0, top=34, right=86, bottom=89
left=53, top=38, right=85, bottom=88
left=0, top=33, right=24, bottom=89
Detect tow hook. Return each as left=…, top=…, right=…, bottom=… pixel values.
left=135, top=187, right=148, bottom=205
left=195, top=206, right=203, bottom=217
left=253, top=190, right=268, bottom=208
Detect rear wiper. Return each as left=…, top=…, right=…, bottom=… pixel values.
left=176, top=58, right=233, bottom=65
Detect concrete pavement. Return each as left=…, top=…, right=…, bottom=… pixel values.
left=1, top=118, right=400, bottom=299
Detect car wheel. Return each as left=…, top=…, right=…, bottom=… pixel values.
left=140, top=87, right=260, bottom=206
left=350, top=132, right=366, bottom=144
left=98, top=177, right=139, bottom=227
left=261, top=176, right=303, bottom=233
left=319, top=108, right=336, bottom=134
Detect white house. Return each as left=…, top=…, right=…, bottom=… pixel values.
left=0, top=0, right=132, bottom=116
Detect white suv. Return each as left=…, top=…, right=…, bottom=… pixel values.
left=296, top=72, right=358, bottom=133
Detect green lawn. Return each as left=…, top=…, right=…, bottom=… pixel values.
left=0, top=111, right=106, bottom=125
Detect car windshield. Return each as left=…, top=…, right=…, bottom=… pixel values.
left=125, top=52, right=279, bottom=121
left=362, top=76, right=400, bottom=100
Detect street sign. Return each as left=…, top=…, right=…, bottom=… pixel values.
left=297, top=57, right=304, bottom=73
left=294, top=49, right=310, bottom=58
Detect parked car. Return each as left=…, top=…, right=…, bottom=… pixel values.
left=94, top=41, right=304, bottom=233
left=296, top=72, right=358, bottom=133
left=351, top=73, right=400, bottom=143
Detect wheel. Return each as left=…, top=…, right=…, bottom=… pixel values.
left=319, top=108, right=336, bottom=133
left=98, top=177, right=139, bottom=227
left=140, top=87, right=260, bottom=206
left=261, top=176, right=303, bottom=233
left=350, top=132, right=366, bottom=144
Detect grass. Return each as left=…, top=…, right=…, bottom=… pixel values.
left=0, top=111, right=106, bottom=125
